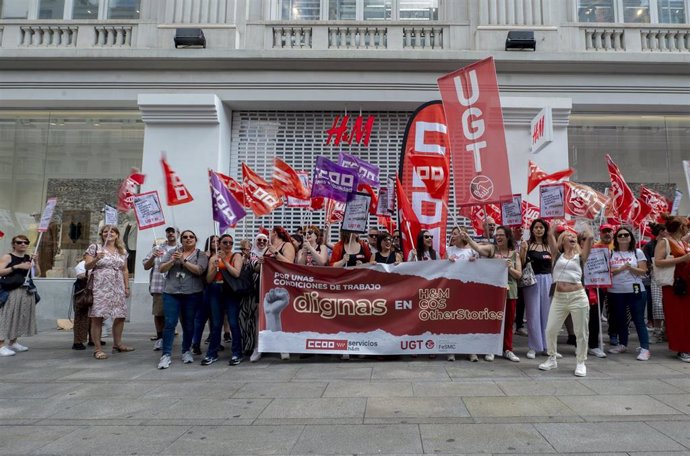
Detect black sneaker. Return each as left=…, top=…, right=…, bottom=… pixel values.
left=229, top=356, right=242, bottom=366
left=223, top=332, right=231, bottom=343
left=192, top=344, right=202, bottom=355
left=201, top=356, right=218, bottom=366
left=72, top=343, right=86, bottom=350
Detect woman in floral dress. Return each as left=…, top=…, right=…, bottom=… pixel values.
left=83, top=225, right=132, bottom=360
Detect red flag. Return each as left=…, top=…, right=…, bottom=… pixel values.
left=377, top=215, right=396, bottom=235
left=408, top=153, right=449, bottom=200
left=438, top=57, right=512, bottom=205
left=161, top=157, right=194, bottom=206
left=527, top=160, right=575, bottom=194
left=0, top=229, right=4, bottom=239
left=272, top=157, right=310, bottom=200
left=242, top=163, right=283, bottom=217
left=116, top=168, right=146, bottom=211
left=639, top=186, right=670, bottom=222
left=521, top=200, right=540, bottom=231
left=325, top=198, right=345, bottom=224
left=606, top=154, right=637, bottom=222
left=358, top=183, right=378, bottom=216
left=564, top=181, right=609, bottom=220
left=396, top=176, right=422, bottom=259
left=215, top=172, right=248, bottom=208
left=630, top=197, right=653, bottom=229
left=310, top=197, right=325, bottom=211
left=460, top=204, right=501, bottom=236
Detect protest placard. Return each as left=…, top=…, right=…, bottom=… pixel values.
left=540, top=183, right=565, bottom=219
left=584, top=247, right=612, bottom=287
left=104, top=204, right=118, bottom=226
left=342, top=192, right=371, bottom=233
left=501, top=194, right=522, bottom=227
left=38, top=198, right=58, bottom=232
left=132, top=191, right=166, bottom=230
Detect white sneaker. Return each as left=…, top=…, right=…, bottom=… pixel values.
left=608, top=345, right=627, bottom=354
left=447, top=354, right=455, bottom=361
left=555, top=352, right=563, bottom=359
left=516, top=327, right=529, bottom=336
left=588, top=348, right=607, bottom=358
left=0, top=346, right=16, bottom=357
left=250, top=349, right=262, bottom=363
left=484, top=354, right=494, bottom=362
left=181, top=351, right=194, bottom=364
left=9, top=342, right=28, bottom=352
left=538, top=356, right=558, bottom=371
left=503, top=350, right=520, bottom=362
left=280, top=352, right=290, bottom=360
left=526, top=349, right=536, bottom=359
left=157, top=354, right=171, bottom=369
left=637, top=348, right=651, bottom=361
left=468, top=354, right=479, bottom=362
left=152, top=339, right=162, bottom=351
left=574, top=362, right=587, bottom=377
left=678, top=353, right=690, bottom=363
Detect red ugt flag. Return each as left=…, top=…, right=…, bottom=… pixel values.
left=161, top=157, right=194, bottom=206
left=395, top=177, right=422, bottom=260
left=272, top=157, right=310, bottom=200
left=639, top=186, right=670, bottom=222
left=527, top=160, right=575, bottom=194
left=242, top=163, right=283, bottom=217
left=605, top=154, right=637, bottom=221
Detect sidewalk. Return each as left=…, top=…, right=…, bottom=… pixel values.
left=0, top=323, right=689, bottom=455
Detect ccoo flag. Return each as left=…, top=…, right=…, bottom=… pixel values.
left=161, top=156, right=194, bottom=206
left=209, top=170, right=246, bottom=232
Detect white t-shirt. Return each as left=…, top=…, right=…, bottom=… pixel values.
left=447, top=246, right=478, bottom=262
left=609, top=249, right=647, bottom=294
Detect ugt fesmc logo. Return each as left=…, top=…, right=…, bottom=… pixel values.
left=305, top=339, right=348, bottom=350
left=400, top=339, right=435, bottom=350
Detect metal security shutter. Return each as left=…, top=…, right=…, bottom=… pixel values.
left=229, top=110, right=468, bottom=243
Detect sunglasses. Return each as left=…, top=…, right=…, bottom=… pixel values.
left=393, top=236, right=400, bottom=239
left=617, top=233, right=631, bottom=238
left=383, top=237, right=392, bottom=242
left=14, top=240, right=30, bottom=245
left=181, top=235, right=195, bottom=240
left=257, top=239, right=267, bottom=243
left=368, top=234, right=377, bottom=238
left=424, top=235, right=433, bottom=239
left=306, top=230, right=314, bottom=235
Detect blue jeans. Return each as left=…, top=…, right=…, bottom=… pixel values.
left=205, top=283, right=224, bottom=359
left=192, top=288, right=211, bottom=347
left=162, top=292, right=202, bottom=356
left=609, top=291, right=649, bottom=350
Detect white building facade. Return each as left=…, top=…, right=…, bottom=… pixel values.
left=1, top=0, right=689, bottom=323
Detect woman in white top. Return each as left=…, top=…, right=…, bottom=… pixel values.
left=447, top=227, right=479, bottom=263
left=607, top=226, right=650, bottom=360
left=539, top=224, right=593, bottom=377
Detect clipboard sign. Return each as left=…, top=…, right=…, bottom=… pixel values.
left=342, top=192, right=371, bottom=233
left=540, top=183, right=565, bottom=220
left=38, top=198, right=58, bottom=232
left=501, top=194, right=522, bottom=227
left=584, top=247, right=612, bottom=287
left=132, top=191, right=166, bottom=230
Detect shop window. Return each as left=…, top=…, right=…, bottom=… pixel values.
left=398, top=0, right=437, bottom=20
left=330, top=0, right=356, bottom=19
left=107, top=0, right=140, bottom=19
left=658, top=0, right=686, bottom=22
left=38, top=0, right=65, bottom=19
left=280, top=0, right=436, bottom=21
left=364, top=0, right=392, bottom=20
left=281, top=0, right=321, bottom=20
left=578, top=0, right=616, bottom=22
left=623, top=0, right=651, bottom=22
left=72, top=0, right=99, bottom=19
left=0, top=0, right=29, bottom=18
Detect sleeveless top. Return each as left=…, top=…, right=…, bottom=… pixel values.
left=346, top=244, right=365, bottom=267
left=526, top=244, right=552, bottom=275
left=4, top=254, right=30, bottom=285
left=374, top=250, right=397, bottom=264
left=552, top=253, right=583, bottom=284
left=305, top=245, right=323, bottom=266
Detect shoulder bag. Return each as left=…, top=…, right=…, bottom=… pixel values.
left=74, top=271, right=94, bottom=309
left=518, top=248, right=537, bottom=288
left=652, top=238, right=675, bottom=287
left=221, top=254, right=253, bottom=296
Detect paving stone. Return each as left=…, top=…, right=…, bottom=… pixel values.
left=652, top=394, right=690, bottom=415
left=0, top=398, right=77, bottom=419
left=62, top=381, right=160, bottom=399
left=445, top=363, right=529, bottom=379
left=579, top=379, right=686, bottom=395
left=496, top=379, right=594, bottom=396
left=534, top=422, right=685, bottom=453
left=463, top=396, right=577, bottom=417
left=323, top=381, right=413, bottom=397
left=372, top=365, right=451, bottom=380
left=46, top=397, right=172, bottom=420
left=646, top=421, right=690, bottom=450
left=163, top=424, right=304, bottom=455
left=663, top=378, right=690, bottom=393
left=294, top=366, right=372, bottom=380
left=558, top=394, right=681, bottom=416
left=0, top=425, right=78, bottom=455
left=291, top=424, right=423, bottom=455
left=413, top=381, right=504, bottom=397
left=366, top=397, right=470, bottom=418
left=257, top=397, right=366, bottom=420
left=0, top=382, right=79, bottom=399
left=146, top=381, right=243, bottom=398
left=420, top=423, right=555, bottom=453
left=233, top=381, right=327, bottom=398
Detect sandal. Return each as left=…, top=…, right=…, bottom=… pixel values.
left=93, top=351, right=108, bottom=360
left=112, top=345, right=135, bottom=353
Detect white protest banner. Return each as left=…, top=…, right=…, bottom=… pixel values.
left=132, top=190, right=166, bottom=230
left=501, top=194, right=522, bottom=227
left=104, top=204, right=118, bottom=226
left=342, top=192, right=371, bottom=233
left=376, top=186, right=390, bottom=216
left=38, top=198, right=58, bottom=232
left=584, top=247, right=612, bottom=287
left=540, top=183, right=565, bottom=220
left=671, top=190, right=682, bottom=215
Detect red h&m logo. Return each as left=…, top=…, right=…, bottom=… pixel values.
left=306, top=339, right=348, bottom=350
left=325, top=115, right=375, bottom=147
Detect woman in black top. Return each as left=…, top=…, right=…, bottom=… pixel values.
left=407, top=230, right=440, bottom=262
left=371, top=232, right=402, bottom=264
left=520, top=218, right=553, bottom=359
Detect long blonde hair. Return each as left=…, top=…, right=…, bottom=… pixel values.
left=99, top=225, right=126, bottom=254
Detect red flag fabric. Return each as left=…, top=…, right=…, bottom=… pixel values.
left=161, top=157, right=194, bottom=206
left=242, top=163, right=283, bottom=217
left=116, top=168, right=146, bottom=211
left=272, top=157, right=310, bottom=200
left=377, top=215, right=396, bottom=235
left=521, top=200, right=540, bottom=231
left=358, top=183, right=378, bottom=216
left=325, top=198, right=345, bottom=224
left=395, top=177, right=422, bottom=260
left=630, top=197, right=653, bottom=229
left=310, top=197, right=325, bottom=211
left=0, top=229, right=4, bottom=239
left=639, top=186, right=670, bottom=222
left=438, top=57, right=512, bottom=205
left=216, top=172, right=248, bottom=208
left=408, top=153, right=449, bottom=200
left=527, top=160, right=575, bottom=194
left=564, top=181, right=609, bottom=220
left=606, top=154, right=637, bottom=222
left=460, top=204, right=502, bottom=236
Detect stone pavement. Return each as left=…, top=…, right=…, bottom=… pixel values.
left=1, top=323, right=689, bottom=455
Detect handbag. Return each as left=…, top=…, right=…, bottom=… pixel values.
left=0, top=270, right=27, bottom=292
left=221, top=255, right=253, bottom=296
left=653, top=238, right=675, bottom=286
left=74, top=272, right=94, bottom=309
left=673, top=276, right=687, bottom=296
left=518, top=261, right=537, bottom=288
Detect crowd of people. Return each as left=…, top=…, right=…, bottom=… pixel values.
left=1, top=213, right=689, bottom=377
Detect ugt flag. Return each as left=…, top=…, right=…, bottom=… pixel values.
left=209, top=170, right=246, bottom=232
left=311, top=156, right=359, bottom=203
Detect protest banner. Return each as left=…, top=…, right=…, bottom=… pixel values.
left=342, top=192, right=371, bottom=233
left=37, top=198, right=58, bottom=232
left=584, top=247, right=612, bottom=287
left=104, top=204, right=118, bottom=226
left=258, top=258, right=508, bottom=355
left=540, top=183, right=565, bottom=219
left=132, top=191, right=166, bottom=230
left=501, top=194, right=522, bottom=227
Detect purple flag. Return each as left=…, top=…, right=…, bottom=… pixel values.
left=338, top=152, right=380, bottom=187
left=311, top=156, right=359, bottom=203
left=209, top=170, right=246, bottom=232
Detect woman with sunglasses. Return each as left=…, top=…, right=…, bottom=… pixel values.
left=407, top=230, right=439, bottom=262
left=248, top=233, right=269, bottom=362
left=237, top=239, right=258, bottom=357
left=157, top=230, right=208, bottom=369
left=0, top=235, right=39, bottom=356
left=607, top=227, right=650, bottom=360
left=202, top=234, right=244, bottom=366
left=370, top=232, right=402, bottom=265
left=297, top=226, right=329, bottom=266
